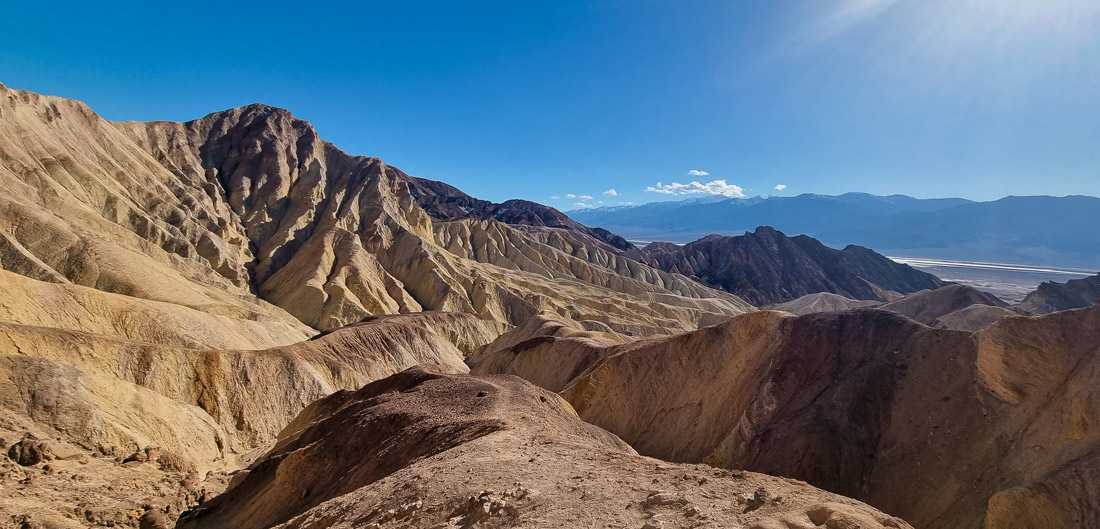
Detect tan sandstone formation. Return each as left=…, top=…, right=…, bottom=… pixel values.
left=0, top=312, right=503, bottom=525
left=177, top=366, right=913, bottom=529
left=475, top=305, right=1100, bottom=529
left=0, top=81, right=749, bottom=528
left=467, top=312, right=626, bottom=392
left=1, top=82, right=751, bottom=339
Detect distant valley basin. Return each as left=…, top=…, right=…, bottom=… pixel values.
left=888, top=257, right=1096, bottom=303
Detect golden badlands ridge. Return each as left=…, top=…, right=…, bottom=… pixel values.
left=0, top=83, right=1097, bottom=529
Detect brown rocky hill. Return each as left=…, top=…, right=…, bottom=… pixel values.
left=0, top=82, right=752, bottom=340
left=768, top=285, right=1017, bottom=332
left=177, top=366, right=912, bottom=529
left=876, top=284, right=1007, bottom=325
left=1018, top=272, right=1100, bottom=314
left=0, top=312, right=505, bottom=527
left=635, top=227, right=944, bottom=306
left=476, top=305, right=1100, bottom=529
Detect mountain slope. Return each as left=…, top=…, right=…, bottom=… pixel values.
left=0, top=83, right=751, bottom=336
left=399, top=173, right=636, bottom=251
left=877, top=284, right=1007, bottom=325
left=476, top=305, right=1100, bottom=529
left=636, top=227, right=944, bottom=306
left=176, top=366, right=912, bottom=529
left=0, top=312, right=507, bottom=527
left=765, top=292, right=881, bottom=315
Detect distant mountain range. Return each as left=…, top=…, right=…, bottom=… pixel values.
left=568, top=193, right=1100, bottom=267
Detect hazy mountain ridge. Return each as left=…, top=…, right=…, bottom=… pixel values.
left=570, top=193, right=1100, bottom=266
left=570, top=193, right=971, bottom=236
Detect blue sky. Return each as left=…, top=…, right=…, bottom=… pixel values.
left=3, top=0, right=1098, bottom=208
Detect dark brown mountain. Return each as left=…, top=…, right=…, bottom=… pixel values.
left=1019, top=272, right=1100, bottom=314
left=637, top=226, right=945, bottom=306
left=397, top=173, right=636, bottom=251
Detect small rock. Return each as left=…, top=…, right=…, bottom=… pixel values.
left=139, top=510, right=170, bottom=529
left=645, top=492, right=688, bottom=508
left=743, top=487, right=768, bottom=513
left=143, top=446, right=162, bottom=463
left=8, top=438, right=53, bottom=467
left=396, top=500, right=422, bottom=518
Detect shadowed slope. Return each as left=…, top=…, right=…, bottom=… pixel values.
left=637, top=227, right=944, bottom=305
left=478, top=306, right=1100, bottom=529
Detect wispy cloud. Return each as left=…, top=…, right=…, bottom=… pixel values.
left=603, top=189, right=618, bottom=196
left=573, top=202, right=592, bottom=208
left=774, top=184, right=787, bottom=191
left=646, top=179, right=745, bottom=197
left=686, top=169, right=709, bottom=176
left=565, top=193, right=577, bottom=199
left=549, top=195, right=561, bottom=199
left=791, top=0, right=900, bottom=50
left=578, top=194, right=594, bottom=200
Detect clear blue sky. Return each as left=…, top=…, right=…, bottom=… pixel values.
left=3, top=0, right=1098, bottom=208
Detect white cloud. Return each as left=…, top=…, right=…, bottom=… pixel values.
left=645, top=179, right=745, bottom=198
left=565, top=193, right=577, bottom=199
left=597, top=200, right=604, bottom=204
left=573, top=202, right=592, bottom=208
left=620, top=201, right=635, bottom=206
left=603, top=189, right=618, bottom=196
left=686, top=169, right=709, bottom=176
left=549, top=195, right=561, bottom=199
left=774, top=184, right=787, bottom=191
left=578, top=194, right=594, bottom=200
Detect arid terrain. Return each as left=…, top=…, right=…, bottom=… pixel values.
left=1, top=83, right=1098, bottom=529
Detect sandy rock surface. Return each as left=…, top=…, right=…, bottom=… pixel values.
left=177, top=367, right=912, bottom=529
